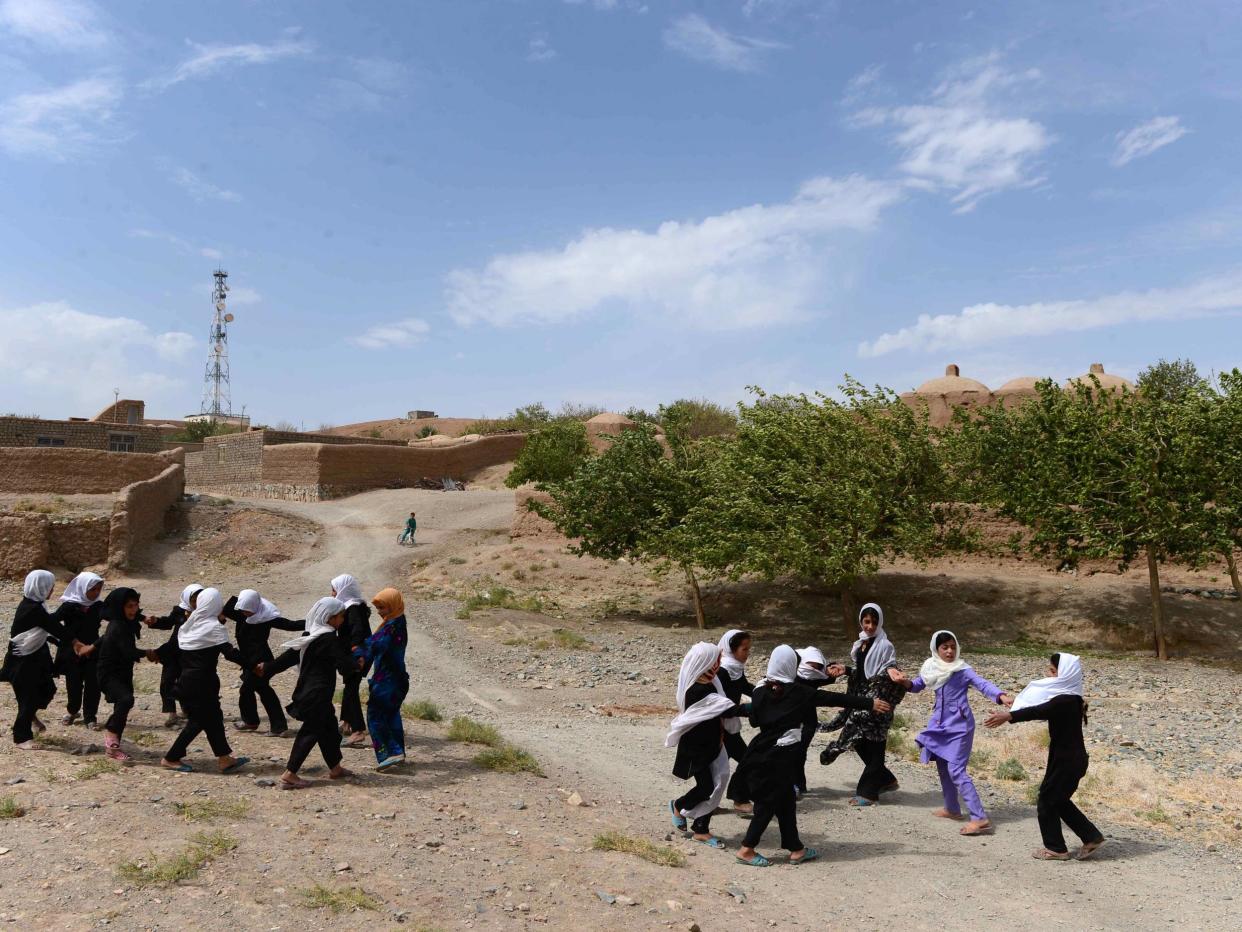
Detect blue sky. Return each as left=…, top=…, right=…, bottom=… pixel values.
left=2, top=0, right=1240, bottom=425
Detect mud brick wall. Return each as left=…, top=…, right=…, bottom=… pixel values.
left=0, top=416, right=168, bottom=453
left=48, top=517, right=110, bottom=571
left=185, top=429, right=406, bottom=489
left=0, top=513, right=51, bottom=577
left=0, top=448, right=176, bottom=494
left=108, top=462, right=185, bottom=569
left=510, top=488, right=562, bottom=540
left=257, top=434, right=527, bottom=499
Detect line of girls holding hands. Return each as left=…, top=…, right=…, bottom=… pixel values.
left=3, top=570, right=413, bottom=790
left=665, top=602, right=1106, bottom=866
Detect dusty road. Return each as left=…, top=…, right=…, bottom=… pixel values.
left=1, top=487, right=1240, bottom=930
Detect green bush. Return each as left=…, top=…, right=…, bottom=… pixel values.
left=995, top=757, right=1028, bottom=781
left=505, top=420, right=591, bottom=488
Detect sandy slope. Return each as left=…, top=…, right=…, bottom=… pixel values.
left=2, top=488, right=1240, bottom=930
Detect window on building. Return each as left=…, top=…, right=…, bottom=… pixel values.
left=108, top=433, right=137, bottom=453
left=127, top=405, right=140, bottom=425
left=217, top=444, right=227, bottom=464
left=35, top=436, right=66, bottom=447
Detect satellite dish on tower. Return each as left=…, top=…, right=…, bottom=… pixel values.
left=224, top=313, right=234, bottom=323
left=216, top=301, right=226, bottom=311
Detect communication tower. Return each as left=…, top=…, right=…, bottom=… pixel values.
left=199, top=269, right=236, bottom=420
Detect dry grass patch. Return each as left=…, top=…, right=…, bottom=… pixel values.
left=402, top=699, right=443, bottom=722
left=593, top=831, right=686, bottom=867
left=75, top=759, right=121, bottom=781
left=473, top=744, right=543, bottom=776
left=117, top=831, right=237, bottom=887
left=300, top=883, right=382, bottom=914
left=127, top=731, right=163, bottom=748
left=172, top=798, right=250, bottom=822
left=447, top=716, right=501, bottom=747
left=503, top=628, right=590, bottom=651
left=0, top=796, right=26, bottom=819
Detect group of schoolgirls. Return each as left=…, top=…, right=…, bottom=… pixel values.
left=3, top=569, right=413, bottom=790
left=666, top=602, right=1106, bottom=866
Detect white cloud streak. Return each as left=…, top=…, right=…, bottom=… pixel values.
left=527, top=35, right=556, bottom=63
left=129, top=227, right=222, bottom=260
left=858, top=270, right=1242, bottom=357
left=0, top=0, right=106, bottom=49
left=0, top=75, right=120, bottom=158
left=0, top=301, right=194, bottom=411
left=447, top=175, right=902, bottom=330
left=351, top=318, right=431, bottom=350
left=147, top=36, right=313, bottom=90
left=662, top=13, right=784, bottom=72
left=169, top=165, right=241, bottom=202
left=854, top=53, right=1051, bottom=212
left=1112, top=115, right=1188, bottom=166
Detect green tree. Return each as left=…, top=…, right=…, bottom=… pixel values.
left=505, top=421, right=591, bottom=489
left=678, top=381, right=952, bottom=633
left=660, top=398, right=738, bottom=439
left=1197, top=370, right=1242, bottom=591
left=535, top=422, right=715, bottom=628
left=169, top=419, right=239, bottom=443
left=955, top=377, right=1212, bottom=659
left=1137, top=358, right=1208, bottom=404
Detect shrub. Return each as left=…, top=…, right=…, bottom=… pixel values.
left=300, top=883, right=382, bottom=913
left=447, top=716, right=501, bottom=746
left=995, top=757, right=1027, bottom=781
left=593, top=831, right=686, bottom=867
left=0, top=796, right=25, bottom=819
left=117, top=831, right=237, bottom=887
left=473, top=744, right=543, bottom=776
left=505, top=420, right=591, bottom=489
left=402, top=700, right=443, bottom=722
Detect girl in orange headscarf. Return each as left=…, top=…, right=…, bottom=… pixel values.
left=351, top=588, right=410, bottom=769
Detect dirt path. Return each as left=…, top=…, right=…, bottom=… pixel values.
left=2, top=488, right=1240, bottom=930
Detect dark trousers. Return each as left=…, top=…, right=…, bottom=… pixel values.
left=65, top=663, right=101, bottom=722
left=238, top=672, right=288, bottom=731
left=159, top=661, right=181, bottom=715
left=166, top=695, right=232, bottom=760
left=855, top=738, right=895, bottom=800
left=675, top=767, right=716, bottom=835
left=339, top=673, right=365, bottom=733
left=287, top=705, right=344, bottom=773
left=11, top=683, right=39, bottom=744
left=1037, top=767, right=1102, bottom=853
left=104, top=693, right=134, bottom=737
left=724, top=731, right=751, bottom=804
left=742, top=785, right=803, bottom=852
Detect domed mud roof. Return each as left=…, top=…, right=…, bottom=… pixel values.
left=915, top=364, right=991, bottom=395
left=1064, top=363, right=1133, bottom=391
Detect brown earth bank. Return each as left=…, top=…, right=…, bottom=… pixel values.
left=327, top=417, right=480, bottom=441
left=1, top=488, right=1240, bottom=931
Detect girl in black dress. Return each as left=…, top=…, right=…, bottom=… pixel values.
left=717, top=629, right=756, bottom=814
left=985, top=652, right=1106, bottom=861
left=96, top=587, right=158, bottom=761
left=143, top=583, right=202, bottom=728
left=330, top=574, right=373, bottom=747
left=2, top=571, right=67, bottom=748
left=224, top=589, right=302, bottom=735
left=54, top=572, right=105, bottom=728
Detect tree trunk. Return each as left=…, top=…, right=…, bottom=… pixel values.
left=1226, top=549, right=1241, bottom=594
left=840, top=581, right=858, bottom=638
left=684, top=565, right=706, bottom=630
left=1145, top=544, right=1168, bottom=661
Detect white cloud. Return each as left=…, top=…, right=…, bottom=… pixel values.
left=168, top=165, right=241, bottom=203
left=527, top=35, right=556, bottom=63
left=0, top=75, right=120, bottom=158
left=0, top=0, right=106, bottom=49
left=854, top=53, right=1051, bottom=212
left=315, top=56, right=409, bottom=114
left=858, top=269, right=1242, bottom=357
left=447, top=174, right=902, bottom=330
left=0, top=301, right=194, bottom=411
left=226, top=286, right=260, bottom=306
left=662, top=13, right=784, bottom=72
left=351, top=318, right=431, bottom=350
left=842, top=63, right=884, bottom=104
left=1112, top=115, right=1187, bottom=167
left=129, top=227, right=223, bottom=260
left=147, top=36, right=313, bottom=90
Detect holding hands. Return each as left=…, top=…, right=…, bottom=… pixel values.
left=983, top=709, right=1012, bottom=728
left=827, top=663, right=846, bottom=678
left=887, top=667, right=914, bottom=689
left=872, top=699, right=893, bottom=714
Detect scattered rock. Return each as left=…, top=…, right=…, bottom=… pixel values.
left=512, top=799, right=527, bottom=810
left=726, top=885, right=747, bottom=904
left=615, top=895, right=637, bottom=907
left=254, top=778, right=276, bottom=788
left=596, top=890, right=616, bottom=905
left=566, top=791, right=586, bottom=807
left=334, top=862, right=350, bottom=872
left=4, top=777, right=24, bottom=785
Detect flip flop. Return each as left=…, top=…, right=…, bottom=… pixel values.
left=849, top=796, right=877, bottom=807
left=278, top=777, right=311, bottom=790
left=376, top=755, right=405, bottom=771
left=790, top=847, right=820, bottom=865
left=694, top=836, right=726, bottom=849
left=1075, top=838, right=1107, bottom=861
left=220, top=756, right=250, bottom=774
left=1032, top=847, right=1071, bottom=861
left=735, top=853, right=771, bottom=867
left=669, top=800, right=687, bottom=832
left=161, top=761, right=194, bottom=773
left=960, top=822, right=993, bottom=836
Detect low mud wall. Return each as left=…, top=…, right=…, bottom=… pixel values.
left=0, top=447, right=178, bottom=495
left=510, top=488, right=561, bottom=540
left=0, top=513, right=112, bottom=578
left=108, top=462, right=185, bottom=569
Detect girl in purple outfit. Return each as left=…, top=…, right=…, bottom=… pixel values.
left=890, top=630, right=1012, bottom=836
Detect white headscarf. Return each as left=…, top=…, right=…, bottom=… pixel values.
left=60, top=572, right=104, bottom=606
left=763, top=644, right=799, bottom=685
left=279, top=597, right=344, bottom=655
left=664, top=641, right=740, bottom=748
left=797, top=646, right=830, bottom=682
left=177, top=588, right=230, bottom=651
left=330, top=574, right=365, bottom=607
left=1011, top=653, right=1084, bottom=713
left=235, top=589, right=281, bottom=624
left=717, top=629, right=748, bottom=682
left=178, top=584, right=204, bottom=612
left=851, top=602, right=897, bottom=680
left=23, top=570, right=55, bottom=603
left=918, top=629, right=970, bottom=691
left=10, top=570, right=58, bottom=656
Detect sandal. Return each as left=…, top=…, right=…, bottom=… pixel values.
left=669, top=800, right=688, bottom=832
left=376, top=755, right=405, bottom=770
left=1032, top=847, right=1071, bottom=861
left=735, top=853, right=771, bottom=867
left=1075, top=838, right=1107, bottom=861
left=279, top=775, right=311, bottom=790
left=161, top=760, right=194, bottom=773
left=220, top=756, right=250, bottom=774
left=960, top=820, right=993, bottom=836
left=878, top=780, right=900, bottom=794
left=61, top=713, right=76, bottom=726
left=790, top=847, right=820, bottom=865
left=933, top=808, right=967, bottom=821
left=849, top=796, right=877, bottom=807
left=694, top=836, right=726, bottom=849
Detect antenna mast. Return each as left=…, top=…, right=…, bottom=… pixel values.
left=199, top=269, right=234, bottom=420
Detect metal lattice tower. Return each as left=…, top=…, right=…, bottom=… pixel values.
left=199, top=269, right=234, bottom=419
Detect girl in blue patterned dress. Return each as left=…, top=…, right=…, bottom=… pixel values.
left=353, top=587, right=410, bottom=770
